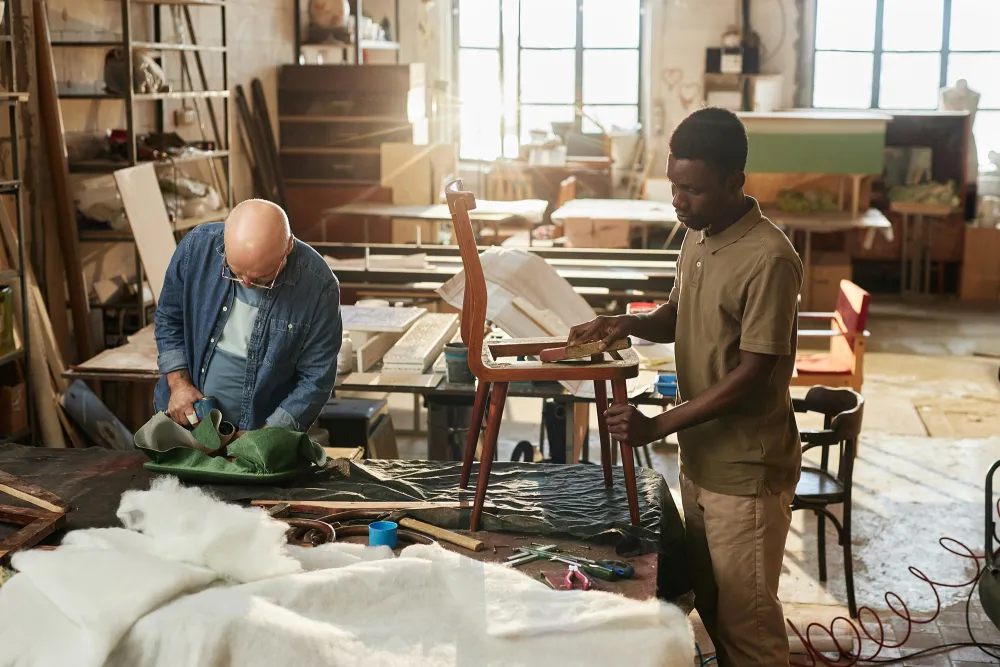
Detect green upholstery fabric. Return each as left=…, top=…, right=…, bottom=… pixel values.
left=134, top=410, right=327, bottom=483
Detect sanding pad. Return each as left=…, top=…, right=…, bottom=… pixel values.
left=539, top=338, right=631, bottom=363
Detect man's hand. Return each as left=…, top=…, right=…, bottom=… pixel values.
left=606, top=403, right=661, bottom=448
left=568, top=315, right=637, bottom=350
left=166, top=370, right=203, bottom=425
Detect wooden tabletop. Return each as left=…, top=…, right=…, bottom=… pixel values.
left=325, top=200, right=550, bottom=224
left=550, top=199, right=679, bottom=224
left=765, top=207, right=892, bottom=233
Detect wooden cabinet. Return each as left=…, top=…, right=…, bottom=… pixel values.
left=959, top=227, right=1000, bottom=302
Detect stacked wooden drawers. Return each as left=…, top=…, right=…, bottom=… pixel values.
left=278, top=64, right=427, bottom=240
left=278, top=64, right=427, bottom=183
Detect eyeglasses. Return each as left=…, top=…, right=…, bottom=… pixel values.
left=222, top=253, right=286, bottom=290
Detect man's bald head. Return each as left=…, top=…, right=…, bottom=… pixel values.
left=224, top=199, right=293, bottom=287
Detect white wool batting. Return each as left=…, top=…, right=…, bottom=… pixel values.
left=0, top=477, right=694, bottom=667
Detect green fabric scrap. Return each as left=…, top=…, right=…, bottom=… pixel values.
left=135, top=410, right=326, bottom=484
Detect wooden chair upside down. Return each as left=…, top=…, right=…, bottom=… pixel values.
left=445, top=179, right=643, bottom=532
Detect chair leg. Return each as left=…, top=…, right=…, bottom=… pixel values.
left=843, top=505, right=857, bottom=618
left=593, top=377, right=613, bottom=488
left=611, top=379, right=640, bottom=526
left=470, top=382, right=508, bottom=532
left=460, top=381, right=491, bottom=490
left=817, top=511, right=827, bottom=582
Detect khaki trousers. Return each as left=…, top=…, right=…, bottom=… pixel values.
left=680, top=473, right=793, bottom=667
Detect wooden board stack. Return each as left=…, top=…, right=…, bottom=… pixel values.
left=382, top=313, right=459, bottom=373
left=342, top=305, right=427, bottom=373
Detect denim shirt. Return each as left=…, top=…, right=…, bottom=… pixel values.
left=153, top=223, right=342, bottom=431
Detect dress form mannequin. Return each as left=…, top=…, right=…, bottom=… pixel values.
left=940, top=79, right=981, bottom=176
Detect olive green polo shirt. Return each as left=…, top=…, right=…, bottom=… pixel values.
left=668, top=198, right=803, bottom=496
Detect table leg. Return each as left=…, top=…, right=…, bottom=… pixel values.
left=641, top=224, right=648, bottom=248
left=911, top=215, right=923, bottom=294
left=593, top=377, right=612, bottom=487
left=851, top=175, right=862, bottom=218
left=572, top=402, right=588, bottom=465
left=900, top=213, right=910, bottom=295
left=922, top=215, right=932, bottom=295
left=564, top=398, right=574, bottom=465
left=802, top=229, right=813, bottom=309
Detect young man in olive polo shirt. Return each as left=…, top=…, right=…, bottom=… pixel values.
left=569, top=107, right=803, bottom=666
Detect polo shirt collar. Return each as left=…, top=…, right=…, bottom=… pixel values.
left=702, top=197, right=762, bottom=254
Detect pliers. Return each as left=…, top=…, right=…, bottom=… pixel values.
left=563, top=564, right=592, bottom=591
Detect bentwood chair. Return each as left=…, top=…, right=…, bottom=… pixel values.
left=445, top=179, right=643, bottom=532
left=792, top=386, right=864, bottom=618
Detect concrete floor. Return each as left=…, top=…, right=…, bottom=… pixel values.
left=384, top=299, right=1000, bottom=663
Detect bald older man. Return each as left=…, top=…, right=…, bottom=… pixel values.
left=153, top=199, right=342, bottom=432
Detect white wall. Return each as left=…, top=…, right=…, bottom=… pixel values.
left=644, top=0, right=801, bottom=175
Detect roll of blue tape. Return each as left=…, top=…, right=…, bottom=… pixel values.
left=193, top=396, right=222, bottom=421
left=368, top=520, right=398, bottom=549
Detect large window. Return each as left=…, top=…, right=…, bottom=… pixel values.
left=812, top=0, right=1000, bottom=167
left=456, top=0, right=643, bottom=160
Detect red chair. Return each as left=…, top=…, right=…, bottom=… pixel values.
left=794, top=280, right=871, bottom=393
left=445, top=180, right=643, bottom=532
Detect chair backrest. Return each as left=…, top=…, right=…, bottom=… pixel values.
left=556, top=176, right=577, bottom=208
left=445, top=180, right=487, bottom=376
left=835, top=280, right=871, bottom=346
left=802, top=386, right=864, bottom=485
left=486, top=162, right=533, bottom=201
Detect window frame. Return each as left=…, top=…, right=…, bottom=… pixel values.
left=811, top=0, right=1000, bottom=110
left=453, top=0, right=645, bottom=161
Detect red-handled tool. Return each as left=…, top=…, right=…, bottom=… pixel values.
left=563, top=564, right=592, bottom=591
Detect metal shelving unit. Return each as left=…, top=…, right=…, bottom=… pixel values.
left=294, top=0, right=401, bottom=66
left=54, top=0, right=232, bottom=330
left=0, top=0, right=31, bottom=446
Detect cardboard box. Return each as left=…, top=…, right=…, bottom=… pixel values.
left=960, top=227, right=1000, bottom=302
left=808, top=253, right=852, bottom=311
left=0, top=286, right=13, bottom=356
left=564, top=218, right=630, bottom=249
left=0, top=379, right=27, bottom=436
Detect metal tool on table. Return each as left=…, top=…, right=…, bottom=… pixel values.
left=506, top=543, right=558, bottom=567
left=510, top=545, right=635, bottom=581
left=562, top=564, right=592, bottom=591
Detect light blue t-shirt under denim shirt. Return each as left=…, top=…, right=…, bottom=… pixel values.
left=153, top=223, right=342, bottom=432
left=201, top=283, right=262, bottom=425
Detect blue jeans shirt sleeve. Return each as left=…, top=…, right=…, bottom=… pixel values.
left=264, top=283, right=342, bottom=430
left=155, top=234, right=191, bottom=375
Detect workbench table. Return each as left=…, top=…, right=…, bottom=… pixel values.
left=337, top=374, right=673, bottom=465
left=0, top=444, right=689, bottom=602
left=322, top=200, right=550, bottom=245
left=765, top=207, right=892, bottom=307
left=550, top=199, right=680, bottom=248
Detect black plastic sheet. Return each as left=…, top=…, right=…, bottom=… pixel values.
left=0, top=444, right=689, bottom=599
